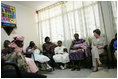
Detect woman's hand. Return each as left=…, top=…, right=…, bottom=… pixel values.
left=40, top=51, right=45, bottom=53
left=71, top=47, right=78, bottom=50
left=34, top=46, right=37, bottom=49
left=78, top=47, right=82, bottom=49
left=97, top=46, right=103, bottom=49
left=63, top=48, right=67, bottom=52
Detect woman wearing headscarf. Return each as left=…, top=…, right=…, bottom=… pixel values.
left=5, top=35, right=39, bottom=73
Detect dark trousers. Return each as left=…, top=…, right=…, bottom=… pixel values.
left=43, top=53, right=55, bottom=70
left=71, top=60, right=80, bottom=69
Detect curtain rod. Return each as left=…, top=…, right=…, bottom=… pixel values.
left=36, top=1, right=66, bottom=12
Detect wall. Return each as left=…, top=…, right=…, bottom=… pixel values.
left=1, top=1, right=39, bottom=49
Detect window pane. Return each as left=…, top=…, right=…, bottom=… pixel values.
left=50, top=16, right=64, bottom=42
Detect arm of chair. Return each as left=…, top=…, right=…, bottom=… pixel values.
left=104, top=45, right=108, bottom=52
left=3, top=61, right=21, bottom=78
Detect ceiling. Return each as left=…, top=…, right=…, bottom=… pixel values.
left=13, top=1, right=58, bottom=10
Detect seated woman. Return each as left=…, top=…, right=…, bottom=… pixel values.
left=91, top=29, right=106, bottom=72
left=5, top=35, right=39, bottom=73
left=69, top=33, right=88, bottom=71
left=27, top=41, right=52, bottom=70
left=2, top=40, right=11, bottom=57
left=42, top=36, right=57, bottom=70
left=53, top=41, right=70, bottom=70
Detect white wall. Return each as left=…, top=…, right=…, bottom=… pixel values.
left=1, top=1, right=39, bottom=49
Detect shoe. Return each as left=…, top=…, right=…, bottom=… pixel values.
left=71, top=67, right=76, bottom=71
left=47, top=64, right=52, bottom=69
left=98, top=64, right=102, bottom=67
left=46, top=64, right=53, bottom=72
left=77, top=68, right=80, bottom=71
left=92, top=69, right=98, bottom=72
left=64, top=64, right=67, bottom=69
left=77, top=67, right=80, bottom=71
left=46, top=66, right=53, bottom=72
left=60, top=65, right=64, bottom=70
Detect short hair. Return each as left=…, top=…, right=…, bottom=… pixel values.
left=57, top=40, right=62, bottom=43
left=74, top=33, right=79, bottom=36
left=45, top=36, right=50, bottom=42
left=115, top=33, right=117, bottom=37
left=29, top=41, right=35, bottom=48
left=4, top=40, right=10, bottom=48
left=93, top=29, right=101, bottom=36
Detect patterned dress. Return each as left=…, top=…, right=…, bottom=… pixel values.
left=69, top=39, right=88, bottom=60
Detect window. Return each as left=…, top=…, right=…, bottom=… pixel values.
left=37, top=1, right=105, bottom=48
left=111, top=1, right=117, bottom=33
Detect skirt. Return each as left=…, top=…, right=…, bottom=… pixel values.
left=53, top=53, right=70, bottom=63
left=69, top=49, right=84, bottom=60
left=32, top=54, right=50, bottom=63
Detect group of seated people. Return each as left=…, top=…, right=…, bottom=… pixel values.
left=1, top=29, right=117, bottom=74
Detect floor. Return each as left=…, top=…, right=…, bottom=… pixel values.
left=39, top=67, right=117, bottom=78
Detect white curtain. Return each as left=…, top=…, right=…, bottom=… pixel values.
left=37, top=1, right=106, bottom=50
left=111, top=1, right=117, bottom=34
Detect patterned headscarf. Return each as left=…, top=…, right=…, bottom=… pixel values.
left=13, top=35, right=24, bottom=41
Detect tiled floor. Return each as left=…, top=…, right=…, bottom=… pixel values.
left=40, top=67, right=117, bottom=78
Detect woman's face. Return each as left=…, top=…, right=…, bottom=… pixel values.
left=31, top=42, right=35, bottom=48
left=4, top=41, right=10, bottom=48
left=94, top=32, right=99, bottom=38
left=46, top=38, right=50, bottom=43
left=74, top=34, right=79, bottom=40
left=15, top=40, right=24, bottom=47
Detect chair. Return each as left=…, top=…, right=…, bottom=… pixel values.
left=1, top=61, right=47, bottom=78
left=69, top=47, right=92, bottom=69
left=109, top=39, right=117, bottom=68
left=89, top=45, right=110, bottom=68
left=99, top=45, right=110, bottom=68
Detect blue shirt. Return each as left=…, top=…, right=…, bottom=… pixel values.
left=113, top=40, right=117, bottom=51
